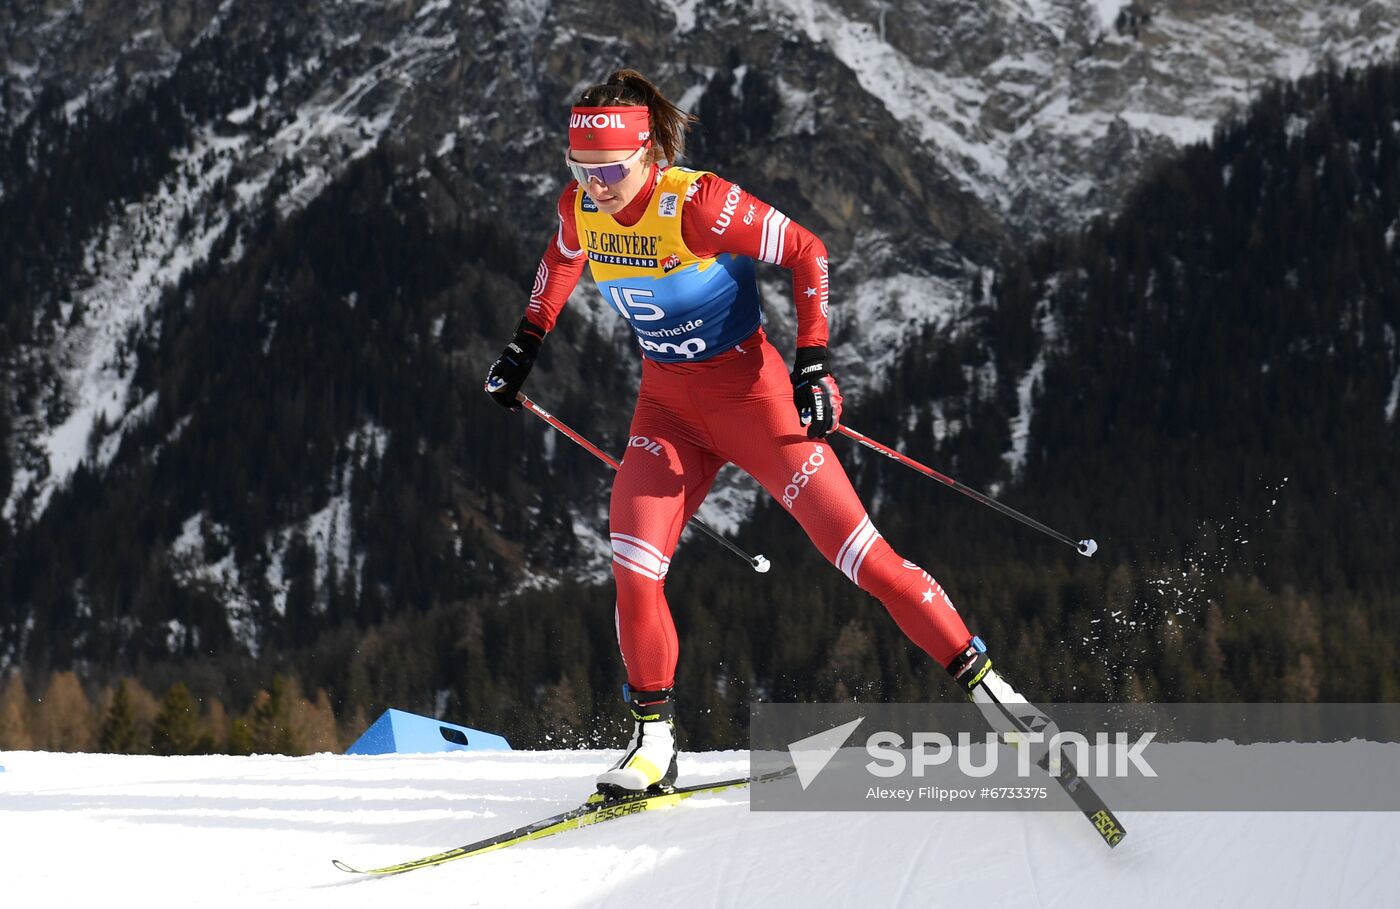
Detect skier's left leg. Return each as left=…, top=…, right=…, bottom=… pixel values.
left=711, top=342, right=975, bottom=669
left=756, top=444, right=974, bottom=667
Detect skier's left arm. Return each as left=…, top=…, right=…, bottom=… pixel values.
left=683, top=174, right=841, bottom=439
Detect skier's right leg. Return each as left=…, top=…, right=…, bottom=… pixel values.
left=598, top=396, right=723, bottom=794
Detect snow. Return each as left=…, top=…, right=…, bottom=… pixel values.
left=1003, top=353, right=1044, bottom=475
left=4, top=8, right=458, bottom=528
left=1386, top=324, right=1400, bottom=423
left=1016, top=0, right=1068, bottom=43
left=667, top=0, right=705, bottom=34
left=843, top=270, right=964, bottom=371
left=1090, top=0, right=1132, bottom=33
left=164, top=420, right=385, bottom=654
left=502, top=0, right=550, bottom=30
left=771, top=74, right=818, bottom=134
left=675, top=77, right=711, bottom=117
left=693, top=467, right=764, bottom=537
left=226, top=99, right=258, bottom=124
left=1118, top=110, right=1215, bottom=147
left=751, top=0, right=1400, bottom=245
left=758, top=0, right=1011, bottom=200
left=164, top=618, right=196, bottom=652
left=172, top=512, right=208, bottom=558
left=3, top=123, right=244, bottom=522
left=170, top=513, right=263, bottom=657
left=832, top=231, right=974, bottom=391
left=1388, top=370, right=1400, bottom=424
left=264, top=422, right=385, bottom=615
left=414, top=0, right=451, bottom=19
left=4, top=60, right=38, bottom=80
left=304, top=493, right=355, bottom=593
left=0, top=748, right=1396, bottom=907
left=569, top=508, right=615, bottom=584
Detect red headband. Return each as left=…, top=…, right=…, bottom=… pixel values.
left=568, top=105, right=651, bottom=151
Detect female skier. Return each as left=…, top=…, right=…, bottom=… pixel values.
left=485, top=70, right=996, bottom=794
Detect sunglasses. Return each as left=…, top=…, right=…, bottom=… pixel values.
left=564, top=144, right=649, bottom=187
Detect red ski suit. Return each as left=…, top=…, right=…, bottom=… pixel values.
left=526, top=165, right=972, bottom=690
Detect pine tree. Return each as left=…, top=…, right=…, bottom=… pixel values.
left=0, top=672, right=35, bottom=750
left=98, top=679, right=145, bottom=754
left=290, top=687, right=341, bottom=754
left=824, top=620, right=882, bottom=702
left=201, top=698, right=230, bottom=754
left=34, top=671, right=96, bottom=752
left=151, top=682, right=203, bottom=755
left=227, top=716, right=254, bottom=756
left=249, top=674, right=304, bottom=755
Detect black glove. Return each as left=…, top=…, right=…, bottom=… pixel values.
left=790, top=346, right=843, bottom=439
left=484, top=318, right=547, bottom=411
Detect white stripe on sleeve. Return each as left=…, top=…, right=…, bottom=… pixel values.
left=760, top=207, right=791, bottom=265
left=556, top=217, right=583, bottom=259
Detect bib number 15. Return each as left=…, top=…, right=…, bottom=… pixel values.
left=609, top=286, right=666, bottom=322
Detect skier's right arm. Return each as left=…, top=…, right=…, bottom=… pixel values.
left=483, top=184, right=589, bottom=411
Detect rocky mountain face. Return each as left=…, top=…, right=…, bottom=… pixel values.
left=0, top=0, right=1396, bottom=674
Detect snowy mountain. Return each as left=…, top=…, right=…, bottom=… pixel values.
left=1, top=1, right=1398, bottom=699
left=4, top=0, right=1397, bottom=523
left=3, top=748, right=1398, bottom=907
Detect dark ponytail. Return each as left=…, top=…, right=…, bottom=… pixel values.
left=578, top=69, right=698, bottom=165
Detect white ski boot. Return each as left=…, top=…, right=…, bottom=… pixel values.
left=947, top=636, right=1061, bottom=746
left=596, top=687, right=679, bottom=796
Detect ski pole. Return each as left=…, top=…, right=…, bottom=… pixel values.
left=834, top=424, right=1098, bottom=557
left=517, top=393, right=772, bottom=573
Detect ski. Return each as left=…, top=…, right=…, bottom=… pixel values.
left=1036, top=746, right=1127, bottom=848
left=969, top=670, right=1127, bottom=849
left=332, top=766, right=796, bottom=876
